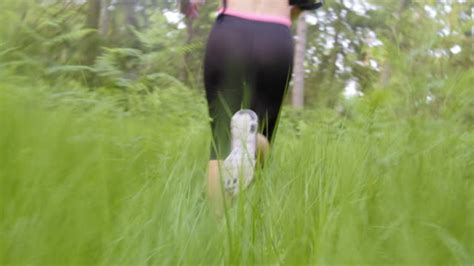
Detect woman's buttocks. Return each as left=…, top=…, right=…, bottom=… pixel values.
left=206, top=0, right=293, bottom=68
left=211, top=15, right=292, bottom=47
left=207, top=14, right=293, bottom=73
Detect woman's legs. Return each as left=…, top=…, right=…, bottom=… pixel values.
left=206, top=160, right=225, bottom=217
left=203, top=15, right=293, bottom=215
left=206, top=133, right=269, bottom=217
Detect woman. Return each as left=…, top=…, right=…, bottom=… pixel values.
left=188, top=0, right=304, bottom=213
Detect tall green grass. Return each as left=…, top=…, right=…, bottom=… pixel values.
left=1, top=77, right=473, bottom=265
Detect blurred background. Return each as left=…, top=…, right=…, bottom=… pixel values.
left=1, top=1, right=474, bottom=265
left=0, top=0, right=472, bottom=110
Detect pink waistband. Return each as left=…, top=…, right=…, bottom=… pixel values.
left=219, top=8, right=292, bottom=27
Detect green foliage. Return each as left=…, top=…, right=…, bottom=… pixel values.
left=0, top=1, right=206, bottom=90
left=0, top=2, right=473, bottom=264
left=91, top=12, right=204, bottom=90
left=1, top=77, right=473, bottom=264
left=304, top=0, right=473, bottom=110
left=0, top=1, right=91, bottom=77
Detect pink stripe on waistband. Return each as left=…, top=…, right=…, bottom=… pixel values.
left=218, top=8, right=292, bottom=27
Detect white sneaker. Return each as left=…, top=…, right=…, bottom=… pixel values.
left=222, top=109, right=258, bottom=196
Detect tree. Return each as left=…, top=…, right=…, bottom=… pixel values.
left=302, top=0, right=382, bottom=107
left=99, top=0, right=110, bottom=36
left=292, top=12, right=308, bottom=108
left=85, top=0, right=102, bottom=65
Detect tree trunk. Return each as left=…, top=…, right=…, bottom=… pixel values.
left=86, top=0, right=101, bottom=29
left=126, top=0, right=139, bottom=29
left=141, top=4, right=150, bottom=29
left=179, top=0, right=197, bottom=85
left=99, top=0, right=109, bottom=36
left=292, top=12, right=307, bottom=108
left=85, top=0, right=101, bottom=65
left=180, top=17, right=195, bottom=84
left=151, top=0, right=158, bottom=9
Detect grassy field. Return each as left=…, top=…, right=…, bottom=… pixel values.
left=0, top=77, right=473, bottom=265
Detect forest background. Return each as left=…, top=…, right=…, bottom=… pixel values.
left=0, top=0, right=473, bottom=265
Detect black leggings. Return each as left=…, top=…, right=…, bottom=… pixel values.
left=204, top=14, right=294, bottom=159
